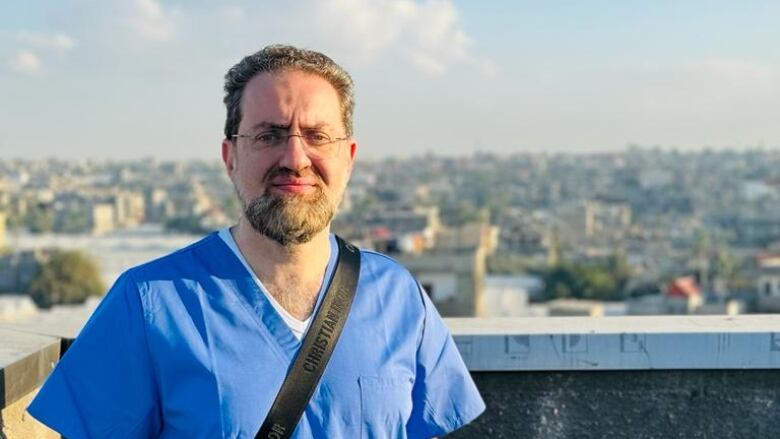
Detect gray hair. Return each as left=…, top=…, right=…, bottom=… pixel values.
left=223, top=44, right=354, bottom=138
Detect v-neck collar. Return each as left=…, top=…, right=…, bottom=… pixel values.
left=210, top=231, right=339, bottom=360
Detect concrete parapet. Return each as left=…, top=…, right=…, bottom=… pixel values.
left=452, top=369, right=780, bottom=438
left=1, top=389, right=58, bottom=439
left=0, top=327, right=60, bottom=438
left=447, top=315, right=780, bottom=371
left=2, top=313, right=780, bottom=438
left=448, top=315, right=780, bottom=438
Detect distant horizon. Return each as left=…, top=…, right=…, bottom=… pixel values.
left=4, top=142, right=780, bottom=163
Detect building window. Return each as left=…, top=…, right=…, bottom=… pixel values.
left=766, top=281, right=773, bottom=296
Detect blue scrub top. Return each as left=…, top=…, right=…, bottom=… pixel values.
left=28, top=233, right=485, bottom=438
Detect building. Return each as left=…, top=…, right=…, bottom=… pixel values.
left=112, top=191, right=146, bottom=227
left=665, top=276, right=704, bottom=314
left=756, top=265, right=780, bottom=312
left=547, top=299, right=608, bottom=317
left=436, top=223, right=499, bottom=254
left=0, top=249, right=49, bottom=293
left=144, top=188, right=171, bottom=223
left=482, top=275, right=543, bottom=317
left=724, top=214, right=780, bottom=246
left=397, top=249, right=485, bottom=317
left=0, top=295, right=37, bottom=322
left=90, top=203, right=115, bottom=235
left=0, top=211, right=6, bottom=249
left=371, top=206, right=441, bottom=251
left=555, top=199, right=632, bottom=245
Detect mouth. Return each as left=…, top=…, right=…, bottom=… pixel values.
left=268, top=177, right=319, bottom=194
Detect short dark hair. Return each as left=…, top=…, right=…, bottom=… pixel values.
left=223, top=44, right=354, bottom=138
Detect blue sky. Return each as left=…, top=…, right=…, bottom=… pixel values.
left=1, top=0, right=779, bottom=160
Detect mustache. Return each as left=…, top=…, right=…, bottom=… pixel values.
left=263, top=167, right=323, bottom=186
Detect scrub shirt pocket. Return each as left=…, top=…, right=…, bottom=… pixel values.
left=358, top=376, right=414, bottom=439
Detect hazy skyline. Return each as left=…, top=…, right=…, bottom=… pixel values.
left=2, top=0, right=780, bottom=160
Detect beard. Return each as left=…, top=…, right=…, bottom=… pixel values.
left=239, top=170, right=337, bottom=247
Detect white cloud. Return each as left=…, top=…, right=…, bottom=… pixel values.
left=8, top=32, right=75, bottom=76
left=9, top=50, right=42, bottom=75
left=695, top=60, right=772, bottom=82
left=409, top=51, right=446, bottom=75
left=52, top=34, right=77, bottom=51
left=17, top=32, right=77, bottom=51
left=126, top=0, right=176, bottom=41
left=312, top=0, right=477, bottom=76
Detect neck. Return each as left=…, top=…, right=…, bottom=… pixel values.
left=231, top=219, right=332, bottom=282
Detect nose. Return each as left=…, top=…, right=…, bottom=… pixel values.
left=277, top=134, right=313, bottom=171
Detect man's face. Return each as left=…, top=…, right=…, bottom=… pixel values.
left=222, top=70, right=357, bottom=246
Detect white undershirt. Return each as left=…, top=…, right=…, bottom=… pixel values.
left=218, top=227, right=311, bottom=340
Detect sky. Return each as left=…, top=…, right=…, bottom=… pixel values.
left=1, top=0, right=780, bottom=160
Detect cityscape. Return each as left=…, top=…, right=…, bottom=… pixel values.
left=3, top=1, right=780, bottom=436
left=3, top=146, right=780, bottom=321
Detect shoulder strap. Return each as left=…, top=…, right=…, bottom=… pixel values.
left=256, top=235, right=361, bottom=439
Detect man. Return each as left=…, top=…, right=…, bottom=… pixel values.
left=28, top=44, right=485, bottom=438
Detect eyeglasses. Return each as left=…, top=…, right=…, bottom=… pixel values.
left=232, top=128, right=349, bottom=159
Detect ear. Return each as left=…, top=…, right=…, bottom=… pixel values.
left=346, top=138, right=358, bottom=176
left=222, top=138, right=237, bottom=178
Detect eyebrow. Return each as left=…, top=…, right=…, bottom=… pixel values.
left=249, top=121, right=289, bottom=131
left=248, top=121, right=334, bottom=132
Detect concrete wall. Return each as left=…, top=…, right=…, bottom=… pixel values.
left=452, top=369, right=780, bottom=439
left=3, top=313, right=780, bottom=438
left=0, top=327, right=61, bottom=439
left=1, top=389, right=58, bottom=438
left=444, top=315, right=780, bottom=438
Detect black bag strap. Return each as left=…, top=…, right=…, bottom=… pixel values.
left=256, top=235, right=361, bottom=439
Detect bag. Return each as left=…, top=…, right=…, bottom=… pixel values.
left=256, top=236, right=361, bottom=439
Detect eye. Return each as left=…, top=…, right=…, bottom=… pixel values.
left=254, top=131, right=283, bottom=145
left=303, top=130, right=331, bottom=145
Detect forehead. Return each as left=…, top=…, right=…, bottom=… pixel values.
left=239, top=70, right=343, bottom=130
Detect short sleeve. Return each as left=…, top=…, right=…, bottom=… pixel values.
left=406, top=286, right=486, bottom=437
left=27, top=272, right=161, bottom=438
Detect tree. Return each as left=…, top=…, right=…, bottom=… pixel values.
left=441, top=200, right=481, bottom=227
left=5, top=212, right=25, bottom=230
left=486, top=252, right=536, bottom=275
left=27, top=250, right=106, bottom=309
left=578, top=267, right=618, bottom=300
left=164, top=215, right=209, bottom=235
left=541, top=264, right=580, bottom=300
left=605, top=253, right=632, bottom=294
left=54, top=209, right=90, bottom=233
left=26, top=205, right=54, bottom=233
left=539, top=254, right=631, bottom=302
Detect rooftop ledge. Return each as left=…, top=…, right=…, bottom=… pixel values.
left=2, top=314, right=779, bottom=411
left=3, top=315, right=780, bottom=438
left=448, top=315, right=780, bottom=371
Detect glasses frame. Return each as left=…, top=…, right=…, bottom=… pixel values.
left=231, top=130, right=349, bottom=159
left=231, top=130, right=350, bottom=154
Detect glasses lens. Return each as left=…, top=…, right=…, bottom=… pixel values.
left=252, top=131, right=284, bottom=148
left=307, top=141, right=342, bottom=159
left=301, top=130, right=332, bottom=146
